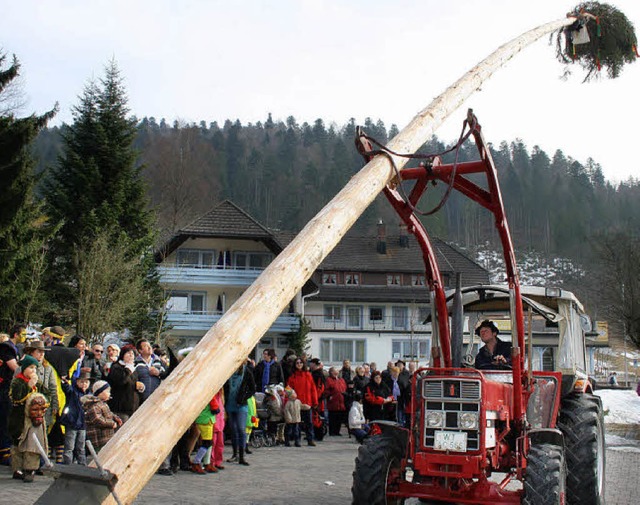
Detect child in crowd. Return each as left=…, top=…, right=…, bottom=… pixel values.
left=12, top=393, right=49, bottom=483
left=190, top=395, right=219, bottom=474
left=60, top=371, right=90, bottom=465
left=82, top=380, right=122, bottom=452
left=245, top=395, right=259, bottom=456
left=9, top=355, right=48, bottom=482
left=211, top=390, right=226, bottom=470
left=348, top=391, right=370, bottom=444
left=264, top=384, right=284, bottom=441
left=283, top=387, right=302, bottom=447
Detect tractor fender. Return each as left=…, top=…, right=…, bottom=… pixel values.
left=528, top=428, right=564, bottom=449
left=370, top=420, right=410, bottom=451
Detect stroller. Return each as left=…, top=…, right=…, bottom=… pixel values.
left=249, top=392, right=276, bottom=447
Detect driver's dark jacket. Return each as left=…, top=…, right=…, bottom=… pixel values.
left=475, top=337, right=512, bottom=369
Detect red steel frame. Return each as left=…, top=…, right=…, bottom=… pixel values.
left=356, top=110, right=537, bottom=503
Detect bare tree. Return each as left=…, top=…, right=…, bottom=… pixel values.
left=592, top=232, right=640, bottom=347
left=74, top=230, right=148, bottom=341
left=142, top=124, right=222, bottom=236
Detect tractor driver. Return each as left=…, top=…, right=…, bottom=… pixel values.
left=474, top=320, right=512, bottom=370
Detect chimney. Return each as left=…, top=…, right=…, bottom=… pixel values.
left=376, top=219, right=387, bottom=254
left=399, top=224, right=409, bottom=248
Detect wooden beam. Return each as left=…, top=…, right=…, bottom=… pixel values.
left=41, top=15, right=575, bottom=505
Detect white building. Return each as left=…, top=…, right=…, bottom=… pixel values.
left=155, top=200, right=490, bottom=364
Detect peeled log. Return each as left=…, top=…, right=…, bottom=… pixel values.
left=40, top=15, right=576, bottom=505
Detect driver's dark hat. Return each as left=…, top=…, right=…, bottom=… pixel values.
left=475, top=319, right=499, bottom=336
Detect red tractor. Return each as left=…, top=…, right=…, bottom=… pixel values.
left=352, top=111, right=605, bottom=505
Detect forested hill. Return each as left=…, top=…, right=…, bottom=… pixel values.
left=33, top=114, right=640, bottom=263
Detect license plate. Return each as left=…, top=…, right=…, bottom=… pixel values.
left=434, top=431, right=467, bottom=452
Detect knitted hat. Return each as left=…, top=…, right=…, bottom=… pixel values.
left=20, top=354, right=39, bottom=370
left=92, top=380, right=111, bottom=395
left=285, top=386, right=296, bottom=398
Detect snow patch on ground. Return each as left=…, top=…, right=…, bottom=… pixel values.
left=606, top=434, right=640, bottom=449
left=596, top=389, right=640, bottom=425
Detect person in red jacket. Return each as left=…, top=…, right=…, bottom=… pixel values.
left=364, top=371, right=393, bottom=421
left=325, top=367, right=347, bottom=436
left=286, top=358, right=318, bottom=446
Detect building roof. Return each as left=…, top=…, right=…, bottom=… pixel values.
left=274, top=229, right=489, bottom=303
left=181, top=200, right=273, bottom=239
left=156, top=200, right=279, bottom=261
left=275, top=230, right=489, bottom=285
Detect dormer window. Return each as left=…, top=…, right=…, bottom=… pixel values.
left=387, top=274, right=401, bottom=286
left=345, top=273, right=360, bottom=286
left=411, top=274, right=425, bottom=286
left=322, top=273, right=338, bottom=285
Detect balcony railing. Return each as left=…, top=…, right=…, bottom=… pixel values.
left=165, top=310, right=300, bottom=333
left=305, top=313, right=430, bottom=332
left=157, top=265, right=265, bottom=286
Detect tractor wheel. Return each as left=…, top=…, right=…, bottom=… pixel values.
left=558, top=393, right=606, bottom=505
left=352, top=435, right=405, bottom=505
left=523, top=442, right=566, bottom=505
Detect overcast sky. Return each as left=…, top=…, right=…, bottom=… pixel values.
left=2, top=0, right=639, bottom=181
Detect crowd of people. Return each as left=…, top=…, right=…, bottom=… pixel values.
left=0, top=322, right=428, bottom=484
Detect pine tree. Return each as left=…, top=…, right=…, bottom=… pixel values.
left=0, top=52, right=56, bottom=328
left=44, top=60, right=160, bottom=338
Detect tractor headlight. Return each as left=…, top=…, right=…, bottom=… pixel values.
left=426, top=411, right=443, bottom=428
left=458, top=412, right=479, bottom=430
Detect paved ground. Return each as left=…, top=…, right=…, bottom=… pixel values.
left=2, top=435, right=638, bottom=504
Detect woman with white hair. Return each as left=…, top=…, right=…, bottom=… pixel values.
left=102, top=343, right=120, bottom=376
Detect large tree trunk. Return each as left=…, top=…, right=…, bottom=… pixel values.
left=40, top=16, right=575, bottom=505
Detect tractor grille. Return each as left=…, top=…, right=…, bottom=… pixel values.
left=422, top=379, right=481, bottom=451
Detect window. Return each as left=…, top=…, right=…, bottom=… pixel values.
left=346, top=306, right=363, bottom=329
left=320, top=338, right=366, bottom=363
left=322, top=272, right=337, bottom=285
left=391, top=339, right=430, bottom=360
left=176, top=249, right=215, bottom=268
left=233, top=252, right=273, bottom=270
left=324, top=305, right=342, bottom=322
left=411, top=274, right=425, bottom=286
left=542, top=348, right=555, bottom=371
left=387, top=274, right=401, bottom=286
left=369, top=306, right=385, bottom=322
left=166, top=291, right=206, bottom=314
left=345, top=273, right=360, bottom=285
left=392, top=306, right=408, bottom=330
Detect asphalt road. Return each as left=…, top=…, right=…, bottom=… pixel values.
left=2, top=435, right=638, bottom=504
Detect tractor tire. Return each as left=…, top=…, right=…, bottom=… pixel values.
left=523, top=442, right=566, bottom=505
left=352, top=435, right=405, bottom=505
left=558, top=393, right=606, bottom=505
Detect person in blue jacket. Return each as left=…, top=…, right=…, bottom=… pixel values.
left=60, top=371, right=90, bottom=465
